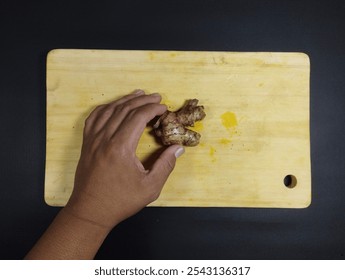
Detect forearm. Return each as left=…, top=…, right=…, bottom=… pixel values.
left=25, top=207, right=111, bottom=260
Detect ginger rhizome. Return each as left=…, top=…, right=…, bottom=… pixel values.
left=153, top=99, right=206, bottom=146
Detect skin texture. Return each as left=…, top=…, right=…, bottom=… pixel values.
left=25, top=90, right=184, bottom=260
left=153, top=99, right=206, bottom=146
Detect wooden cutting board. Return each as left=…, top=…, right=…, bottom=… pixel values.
left=45, top=49, right=311, bottom=208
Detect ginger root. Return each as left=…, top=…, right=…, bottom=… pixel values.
left=153, top=99, right=206, bottom=146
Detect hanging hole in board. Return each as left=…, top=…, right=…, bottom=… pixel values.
left=284, top=174, right=297, bottom=188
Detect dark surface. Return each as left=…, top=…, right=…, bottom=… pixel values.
left=1, top=0, right=345, bottom=259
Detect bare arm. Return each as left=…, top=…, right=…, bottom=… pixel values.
left=25, top=90, right=184, bottom=259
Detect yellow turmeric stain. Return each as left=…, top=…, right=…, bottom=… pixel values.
left=148, top=52, right=155, bottom=61
left=219, top=138, right=231, bottom=144
left=219, top=111, right=238, bottom=144
left=209, top=146, right=217, bottom=162
left=209, top=146, right=216, bottom=156
left=199, top=142, right=206, bottom=148
left=221, top=111, right=237, bottom=129
left=193, top=121, right=203, bottom=132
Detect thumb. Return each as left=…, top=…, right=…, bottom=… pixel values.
left=148, top=145, right=185, bottom=188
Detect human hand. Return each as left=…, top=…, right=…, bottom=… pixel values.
left=65, top=90, right=184, bottom=229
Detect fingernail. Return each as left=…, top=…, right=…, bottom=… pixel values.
left=133, top=89, right=145, bottom=95
left=174, top=147, right=185, bottom=158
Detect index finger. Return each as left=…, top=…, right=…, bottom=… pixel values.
left=114, top=103, right=167, bottom=150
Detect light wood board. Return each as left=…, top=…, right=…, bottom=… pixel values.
left=45, top=49, right=311, bottom=208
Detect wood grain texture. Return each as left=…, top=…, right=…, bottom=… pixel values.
left=45, top=49, right=311, bottom=208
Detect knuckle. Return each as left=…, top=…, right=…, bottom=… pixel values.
left=84, top=118, right=94, bottom=133
left=85, top=105, right=105, bottom=124
left=102, top=108, right=113, bottom=118
left=84, top=115, right=92, bottom=126
left=115, top=103, right=132, bottom=115
left=93, top=104, right=106, bottom=115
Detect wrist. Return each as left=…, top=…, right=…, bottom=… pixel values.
left=60, top=206, right=113, bottom=234
left=56, top=207, right=111, bottom=259
left=64, top=191, right=122, bottom=230
left=25, top=206, right=112, bottom=260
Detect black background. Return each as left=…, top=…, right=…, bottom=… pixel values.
left=1, top=0, right=345, bottom=259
